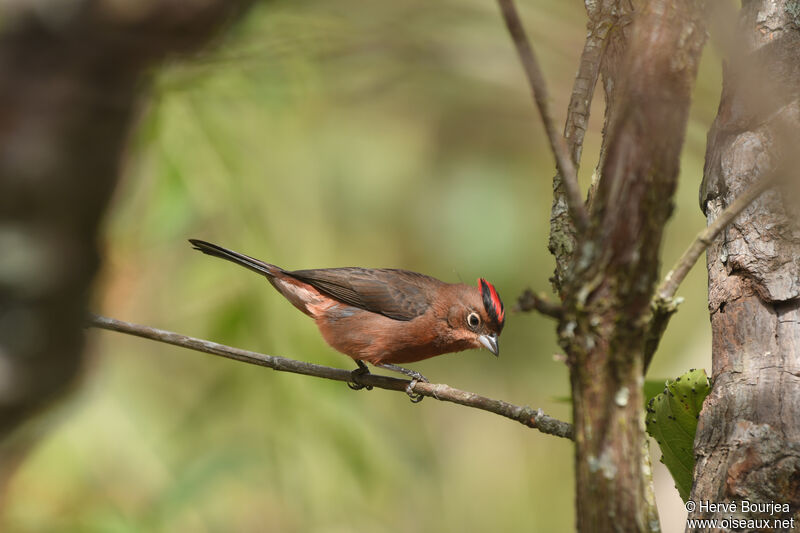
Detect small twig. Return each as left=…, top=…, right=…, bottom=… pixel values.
left=496, top=0, right=589, bottom=232
left=514, top=289, right=563, bottom=319
left=656, top=175, right=775, bottom=301
left=87, top=314, right=574, bottom=440
left=643, top=296, right=682, bottom=373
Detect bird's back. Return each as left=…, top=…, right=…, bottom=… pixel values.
left=288, top=267, right=444, bottom=321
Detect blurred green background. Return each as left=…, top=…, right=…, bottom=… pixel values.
left=2, top=1, right=719, bottom=531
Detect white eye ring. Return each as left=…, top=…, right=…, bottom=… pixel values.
left=467, top=312, right=481, bottom=328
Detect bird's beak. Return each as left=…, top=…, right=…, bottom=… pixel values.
left=478, top=334, right=500, bottom=357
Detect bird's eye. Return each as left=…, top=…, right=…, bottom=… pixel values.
left=467, top=312, right=481, bottom=328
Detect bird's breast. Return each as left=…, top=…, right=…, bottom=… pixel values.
left=315, top=307, right=474, bottom=365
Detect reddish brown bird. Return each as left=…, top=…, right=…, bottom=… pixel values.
left=189, top=239, right=505, bottom=400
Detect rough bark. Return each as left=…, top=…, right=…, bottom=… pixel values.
left=690, top=0, right=800, bottom=528
left=562, top=1, right=707, bottom=531
left=0, top=0, right=255, bottom=478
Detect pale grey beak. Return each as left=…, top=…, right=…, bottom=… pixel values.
left=479, top=334, right=499, bottom=356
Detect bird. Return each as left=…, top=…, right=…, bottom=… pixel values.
left=189, top=239, right=505, bottom=401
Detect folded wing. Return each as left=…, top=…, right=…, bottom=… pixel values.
left=288, top=268, right=440, bottom=321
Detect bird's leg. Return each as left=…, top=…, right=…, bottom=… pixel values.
left=375, top=363, right=429, bottom=382
left=348, top=360, right=373, bottom=391
left=375, top=363, right=429, bottom=403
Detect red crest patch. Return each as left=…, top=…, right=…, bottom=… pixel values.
left=478, top=278, right=505, bottom=326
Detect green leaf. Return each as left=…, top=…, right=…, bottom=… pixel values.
left=644, top=379, right=668, bottom=407
left=645, top=368, right=711, bottom=502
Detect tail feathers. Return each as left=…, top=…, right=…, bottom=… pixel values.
left=189, top=239, right=282, bottom=277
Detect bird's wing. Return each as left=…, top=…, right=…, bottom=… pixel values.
left=287, top=268, right=440, bottom=321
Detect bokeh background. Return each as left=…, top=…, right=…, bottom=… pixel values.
left=2, top=1, right=719, bottom=531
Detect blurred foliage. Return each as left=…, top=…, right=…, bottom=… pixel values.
left=2, top=0, right=720, bottom=531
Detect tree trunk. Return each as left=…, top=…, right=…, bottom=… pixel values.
left=0, top=0, right=254, bottom=486
left=563, top=1, right=707, bottom=531
left=690, top=0, right=800, bottom=528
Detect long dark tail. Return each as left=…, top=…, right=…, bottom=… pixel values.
left=189, top=239, right=282, bottom=278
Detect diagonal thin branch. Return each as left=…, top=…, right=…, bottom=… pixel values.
left=644, top=173, right=776, bottom=373
left=496, top=0, right=590, bottom=232
left=87, top=314, right=574, bottom=440
left=656, top=174, right=776, bottom=301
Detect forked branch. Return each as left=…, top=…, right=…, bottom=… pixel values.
left=88, top=314, right=574, bottom=440
left=549, top=1, right=620, bottom=293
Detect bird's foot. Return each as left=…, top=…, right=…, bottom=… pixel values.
left=348, top=361, right=373, bottom=391
left=375, top=363, right=428, bottom=403
left=406, top=379, right=424, bottom=403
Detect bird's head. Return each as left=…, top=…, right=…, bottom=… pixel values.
left=446, top=278, right=505, bottom=356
